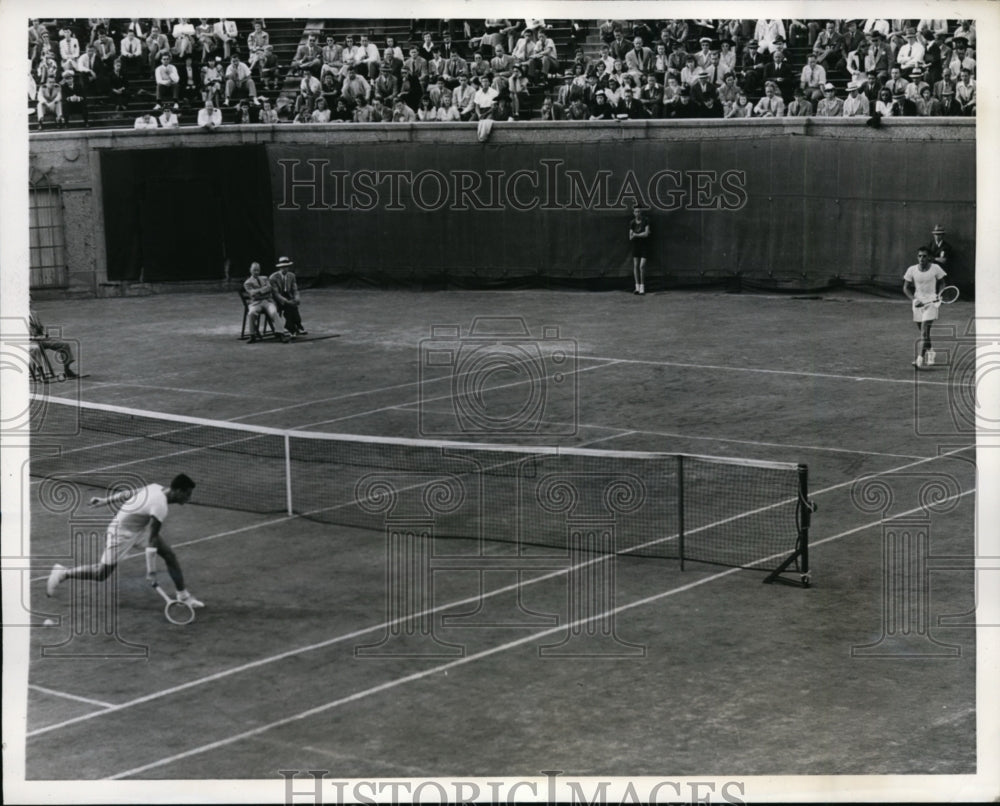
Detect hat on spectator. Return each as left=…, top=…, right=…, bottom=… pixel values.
left=869, top=30, right=883, bottom=39
left=697, top=69, right=709, bottom=79
left=773, top=35, right=785, bottom=44
left=932, top=225, right=946, bottom=234
left=910, top=68, right=924, bottom=78
left=62, top=68, right=74, bottom=77
left=276, top=256, right=294, bottom=268
left=934, top=30, right=949, bottom=38
left=563, top=68, right=573, bottom=76
left=949, top=36, right=969, bottom=47
left=699, top=36, right=712, bottom=44
left=823, top=82, right=835, bottom=91
left=747, top=40, right=758, bottom=47
left=595, top=89, right=606, bottom=96
left=846, top=81, right=860, bottom=90
left=215, top=55, right=222, bottom=62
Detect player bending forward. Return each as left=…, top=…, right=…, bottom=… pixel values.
left=902, top=246, right=947, bottom=368
left=47, top=473, right=204, bottom=609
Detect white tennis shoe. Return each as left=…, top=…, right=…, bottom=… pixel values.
left=46, top=563, right=66, bottom=597
left=926, top=350, right=936, bottom=366
left=178, top=590, right=205, bottom=608
left=913, top=355, right=924, bottom=368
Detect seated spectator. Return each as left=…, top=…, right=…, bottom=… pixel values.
left=754, top=81, right=785, bottom=116
left=55, top=67, right=86, bottom=126
left=158, top=103, right=180, bottom=128
left=341, top=67, right=371, bottom=106
left=490, top=44, right=514, bottom=78
left=690, top=69, right=719, bottom=111
left=538, top=96, right=560, bottom=120
left=511, top=27, right=535, bottom=68
left=800, top=51, right=826, bottom=104
left=842, top=81, right=870, bottom=116
left=883, top=65, right=909, bottom=99
left=508, top=65, right=529, bottom=117
left=196, top=18, right=215, bottom=61
left=865, top=31, right=890, bottom=82
left=469, top=52, right=490, bottom=81
left=565, top=95, right=588, bottom=119
left=197, top=99, right=222, bottom=129
left=155, top=53, right=181, bottom=101
left=669, top=85, right=699, bottom=118
left=755, top=19, right=786, bottom=54
left=937, top=85, right=961, bottom=115
left=224, top=55, right=257, bottom=105
left=704, top=50, right=729, bottom=86
left=307, top=96, right=328, bottom=122
left=589, top=89, right=614, bottom=119
left=146, top=26, right=170, bottom=71
left=680, top=54, right=699, bottom=87
left=453, top=74, right=475, bottom=119
left=640, top=73, right=663, bottom=117
left=257, top=97, right=278, bottom=123
left=530, top=27, right=559, bottom=79
left=416, top=94, right=436, bottom=121
left=94, top=28, right=117, bottom=74
left=35, top=76, right=62, bottom=129
left=955, top=68, right=975, bottom=115
left=247, top=20, right=269, bottom=72
left=915, top=85, right=941, bottom=116
left=875, top=86, right=899, bottom=116
left=201, top=57, right=224, bottom=106
left=762, top=48, right=795, bottom=103
left=107, top=59, right=130, bottom=110
left=172, top=18, right=196, bottom=59
left=815, top=82, right=843, bottom=116
left=134, top=108, right=160, bottom=129
left=118, top=29, right=142, bottom=79
left=904, top=68, right=929, bottom=108
left=952, top=20, right=976, bottom=48
left=725, top=90, right=752, bottom=118
left=896, top=28, right=925, bottom=78
left=268, top=257, right=305, bottom=336
left=404, top=45, right=429, bottom=82
left=472, top=74, right=499, bottom=118
left=427, top=76, right=448, bottom=107
left=214, top=18, right=239, bottom=60
left=321, top=35, right=344, bottom=78
left=58, top=27, right=80, bottom=68
left=615, top=84, right=647, bottom=118
left=948, top=37, right=976, bottom=79
left=370, top=97, right=392, bottom=122
left=716, top=72, right=738, bottom=115
left=786, top=86, right=812, bottom=116
left=178, top=55, right=201, bottom=105
left=383, top=35, right=405, bottom=64
left=357, top=35, right=380, bottom=80
left=392, top=97, right=417, bottom=122
left=813, top=21, right=841, bottom=72
left=244, top=262, right=288, bottom=343
left=933, top=66, right=956, bottom=101
left=718, top=37, right=736, bottom=73
left=443, top=50, right=468, bottom=84
left=293, top=108, right=313, bottom=124
left=290, top=33, right=322, bottom=78
left=29, top=310, right=79, bottom=378
left=859, top=72, right=881, bottom=104
left=492, top=91, right=514, bottom=121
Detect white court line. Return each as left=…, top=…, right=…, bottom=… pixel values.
left=78, top=382, right=292, bottom=400
left=105, top=486, right=976, bottom=780
left=28, top=684, right=115, bottom=709
left=577, top=354, right=973, bottom=387
left=28, top=443, right=975, bottom=740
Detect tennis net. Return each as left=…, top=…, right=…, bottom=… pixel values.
left=29, top=395, right=813, bottom=584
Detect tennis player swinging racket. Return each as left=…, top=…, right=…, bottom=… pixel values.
left=46, top=474, right=205, bottom=616
left=903, top=246, right=954, bottom=368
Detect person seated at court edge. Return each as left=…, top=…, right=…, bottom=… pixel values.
left=197, top=99, right=222, bottom=129
left=269, top=256, right=306, bottom=337
left=244, top=261, right=289, bottom=343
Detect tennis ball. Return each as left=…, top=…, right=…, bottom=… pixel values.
left=42, top=619, right=56, bottom=626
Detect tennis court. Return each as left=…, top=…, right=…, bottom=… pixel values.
left=24, top=287, right=977, bottom=780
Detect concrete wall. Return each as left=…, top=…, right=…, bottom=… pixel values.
left=27, top=119, right=976, bottom=296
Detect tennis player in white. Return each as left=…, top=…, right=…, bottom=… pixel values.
left=903, top=246, right=947, bottom=368
left=46, top=473, right=204, bottom=608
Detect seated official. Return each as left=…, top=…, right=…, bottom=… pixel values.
left=30, top=310, right=79, bottom=378
left=268, top=256, right=307, bottom=337
left=243, top=262, right=289, bottom=343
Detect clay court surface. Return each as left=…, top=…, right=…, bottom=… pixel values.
left=22, top=287, right=977, bottom=779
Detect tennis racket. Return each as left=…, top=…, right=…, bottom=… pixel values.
left=146, top=546, right=195, bottom=625
left=917, top=286, right=960, bottom=307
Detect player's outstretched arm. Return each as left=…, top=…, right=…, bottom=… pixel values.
left=89, top=489, right=134, bottom=507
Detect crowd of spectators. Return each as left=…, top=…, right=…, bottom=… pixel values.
left=28, top=17, right=978, bottom=129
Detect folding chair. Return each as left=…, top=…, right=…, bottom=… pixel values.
left=29, top=342, right=60, bottom=383
left=238, top=289, right=276, bottom=340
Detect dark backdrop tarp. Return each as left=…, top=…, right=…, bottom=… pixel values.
left=266, top=132, right=975, bottom=293
left=101, top=146, right=274, bottom=282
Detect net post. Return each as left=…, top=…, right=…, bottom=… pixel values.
left=284, top=433, right=293, bottom=516
left=677, top=454, right=685, bottom=571
left=797, top=463, right=810, bottom=580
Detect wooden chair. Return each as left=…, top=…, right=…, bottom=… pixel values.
left=238, top=289, right=276, bottom=340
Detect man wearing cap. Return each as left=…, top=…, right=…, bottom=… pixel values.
left=925, top=226, right=954, bottom=270
left=904, top=68, right=929, bottom=107
left=269, top=257, right=306, bottom=337
left=938, top=84, right=961, bottom=115
left=690, top=68, right=719, bottom=112
left=896, top=28, right=925, bottom=77
left=815, top=82, right=843, bottom=117
left=842, top=81, right=869, bottom=116
left=739, top=40, right=764, bottom=96
left=59, top=68, right=88, bottom=127
left=864, top=31, right=890, bottom=82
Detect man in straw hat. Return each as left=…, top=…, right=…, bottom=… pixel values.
left=925, top=225, right=954, bottom=269
left=269, top=256, right=306, bottom=337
